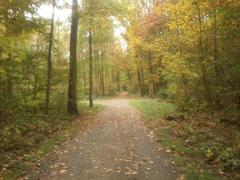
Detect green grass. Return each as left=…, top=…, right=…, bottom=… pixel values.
left=130, top=98, right=220, bottom=180
left=129, top=99, right=176, bottom=121
left=156, top=128, right=220, bottom=180
left=78, top=101, right=105, bottom=116
left=2, top=101, right=105, bottom=179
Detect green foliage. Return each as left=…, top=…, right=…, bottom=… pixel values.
left=219, top=148, right=240, bottom=171
left=156, top=89, right=168, bottom=100
left=0, top=0, right=42, bottom=35
left=186, top=170, right=219, bottom=180
left=129, top=99, right=176, bottom=120
left=130, top=99, right=240, bottom=178
left=78, top=102, right=105, bottom=116
left=1, top=102, right=105, bottom=178
left=125, top=0, right=240, bottom=117
left=1, top=0, right=240, bottom=177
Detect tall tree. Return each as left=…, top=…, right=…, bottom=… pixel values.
left=67, top=0, right=79, bottom=114
left=195, top=0, right=213, bottom=112
left=45, top=0, right=55, bottom=115
left=100, top=49, right=105, bottom=96
left=88, top=27, right=93, bottom=107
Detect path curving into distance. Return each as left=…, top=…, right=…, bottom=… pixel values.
left=25, top=98, right=181, bottom=180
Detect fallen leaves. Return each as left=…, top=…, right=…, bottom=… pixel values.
left=20, top=100, right=182, bottom=179
left=124, top=167, right=137, bottom=175
left=59, top=169, right=67, bottom=174
left=104, top=168, right=113, bottom=173
left=177, top=175, right=185, bottom=180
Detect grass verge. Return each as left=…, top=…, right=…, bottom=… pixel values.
left=130, top=99, right=240, bottom=180
left=130, top=99, right=176, bottom=121
left=1, top=102, right=105, bottom=179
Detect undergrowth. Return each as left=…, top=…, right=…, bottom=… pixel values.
left=0, top=102, right=104, bottom=179
left=130, top=99, right=240, bottom=180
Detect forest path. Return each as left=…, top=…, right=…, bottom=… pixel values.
left=25, top=98, right=180, bottom=180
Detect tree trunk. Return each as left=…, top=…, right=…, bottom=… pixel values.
left=196, top=0, right=213, bottom=111
left=137, top=68, right=143, bottom=96
left=67, top=0, right=79, bottom=115
left=33, top=73, right=38, bottom=101
left=101, top=50, right=105, bottom=96
left=212, top=4, right=223, bottom=110
left=147, top=51, right=155, bottom=98
left=116, top=71, right=120, bottom=91
left=127, top=71, right=132, bottom=92
left=140, top=66, right=145, bottom=91
left=6, top=53, right=13, bottom=98
left=89, top=27, right=93, bottom=107
left=174, top=4, right=189, bottom=111
left=45, top=0, right=55, bottom=115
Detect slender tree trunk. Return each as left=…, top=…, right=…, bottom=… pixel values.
left=101, top=50, right=105, bottom=96
left=116, top=71, right=121, bottom=91
left=97, top=51, right=102, bottom=96
left=181, top=74, right=189, bottom=111
left=140, top=66, right=144, bottom=90
left=112, top=69, right=115, bottom=84
left=67, top=0, right=79, bottom=114
left=174, top=4, right=189, bottom=111
left=45, top=0, right=55, bottom=115
left=6, top=53, right=13, bottom=98
left=212, top=5, right=223, bottom=109
left=80, top=42, right=87, bottom=87
left=137, top=68, right=143, bottom=96
left=89, top=27, right=93, bottom=107
left=147, top=51, right=155, bottom=98
left=33, top=74, right=38, bottom=100
left=97, top=51, right=101, bottom=96
left=213, top=8, right=219, bottom=79
left=196, top=0, right=213, bottom=113
left=127, top=71, right=132, bottom=92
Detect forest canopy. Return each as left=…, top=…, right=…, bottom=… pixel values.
left=0, top=0, right=239, bottom=122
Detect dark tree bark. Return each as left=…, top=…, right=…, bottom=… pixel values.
left=45, top=0, right=55, bottom=115
left=137, top=68, right=144, bottom=96
left=100, top=50, right=105, bottom=96
left=147, top=51, right=155, bottom=98
left=33, top=73, right=38, bottom=101
left=210, top=3, right=223, bottom=110
left=67, top=0, right=79, bottom=114
left=89, top=27, right=93, bottom=107
left=116, top=71, right=121, bottom=91
left=127, top=71, right=132, bottom=92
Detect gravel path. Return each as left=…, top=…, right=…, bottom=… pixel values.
left=25, top=99, right=181, bottom=180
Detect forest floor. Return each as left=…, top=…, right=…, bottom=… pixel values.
left=1, top=103, right=104, bottom=179
left=3, top=97, right=239, bottom=179
left=23, top=98, right=182, bottom=180
left=130, top=99, right=240, bottom=180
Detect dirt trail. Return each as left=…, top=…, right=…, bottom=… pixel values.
left=25, top=99, right=180, bottom=180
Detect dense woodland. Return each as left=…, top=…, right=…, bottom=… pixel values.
left=1, top=0, right=240, bottom=119
left=0, top=0, right=240, bottom=178
left=125, top=0, right=240, bottom=118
